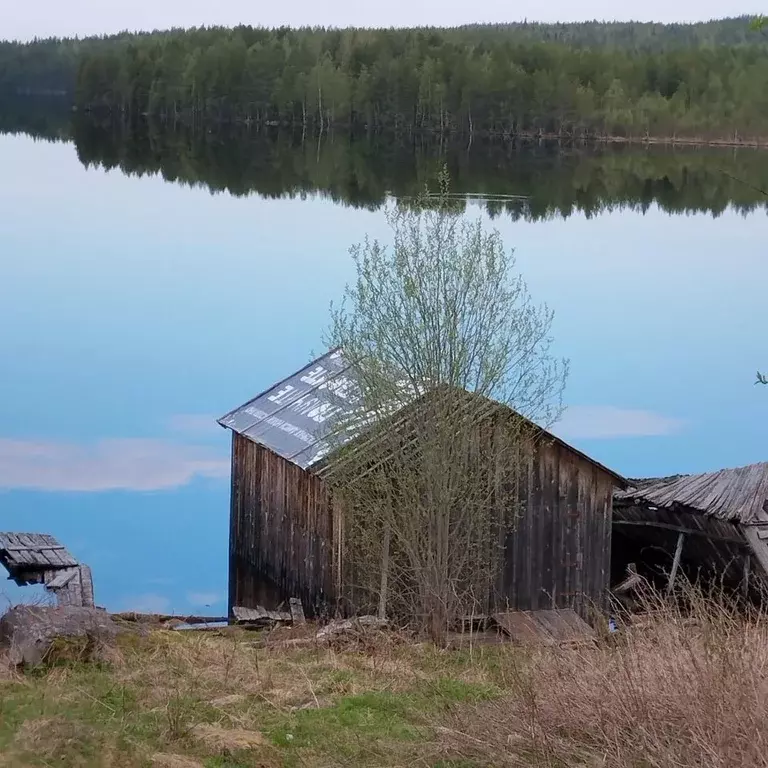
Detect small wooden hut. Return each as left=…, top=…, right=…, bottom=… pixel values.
left=613, top=462, right=768, bottom=598
left=0, top=533, right=94, bottom=607
left=219, top=350, right=626, bottom=621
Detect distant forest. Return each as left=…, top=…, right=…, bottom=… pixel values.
left=1, top=17, right=767, bottom=141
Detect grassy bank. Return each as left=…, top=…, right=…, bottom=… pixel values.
left=2, top=603, right=768, bottom=767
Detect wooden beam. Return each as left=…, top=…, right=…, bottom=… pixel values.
left=743, top=554, right=751, bottom=600
left=289, top=598, right=306, bottom=625
left=45, top=568, right=77, bottom=590
left=613, top=519, right=746, bottom=546
left=740, top=528, right=768, bottom=588
left=378, top=516, right=391, bottom=620
left=667, top=532, right=685, bottom=595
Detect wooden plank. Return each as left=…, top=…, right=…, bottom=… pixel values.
left=493, top=610, right=555, bottom=645
left=613, top=520, right=746, bottom=545
left=743, top=554, right=751, bottom=599
left=553, top=608, right=596, bottom=639
left=4, top=533, right=32, bottom=566
left=59, top=570, right=82, bottom=608
left=534, top=609, right=580, bottom=641
left=667, top=532, right=686, bottom=594
left=564, top=456, right=579, bottom=611
left=228, top=431, right=238, bottom=617
left=528, top=445, right=543, bottom=611
left=290, top=597, right=306, bottom=625
left=80, top=565, right=95, bottom=608
left=16, top=533, right=55, bottom=567
left=743, top=527, right=768, bottom=587
left=46, top=568, right=77, bottom=590
left=232, top=605, right=291, bottom=623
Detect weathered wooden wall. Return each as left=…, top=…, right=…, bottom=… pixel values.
left=495, top=439, right=614, bottom=618
left=229, top=429, right=616, bottom=622
left=228, top=433, right=335, bottom=616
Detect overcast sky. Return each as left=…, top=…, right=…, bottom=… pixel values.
left=0, top=0, right=760, bottom=42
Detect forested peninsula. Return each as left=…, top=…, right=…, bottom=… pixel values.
left=1, top=17, right=767, bottom=142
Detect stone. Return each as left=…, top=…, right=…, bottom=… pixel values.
left=0, top=605, right=136, bottom=666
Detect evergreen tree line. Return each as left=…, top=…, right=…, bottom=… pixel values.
left=1, top=18, right=768, bottom=140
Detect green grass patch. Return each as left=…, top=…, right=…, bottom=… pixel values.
left=0, top=629, right=512, bottom=767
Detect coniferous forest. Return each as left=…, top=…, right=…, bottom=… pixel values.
left=1, top=17, right=768, bottom=141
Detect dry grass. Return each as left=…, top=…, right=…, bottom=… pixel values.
left=433, top=596, right=768, bottom=768
left=4, top=598, right=768, bottom=767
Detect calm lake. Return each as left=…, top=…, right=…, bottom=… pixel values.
left=1, top=108, right=767, bottom=614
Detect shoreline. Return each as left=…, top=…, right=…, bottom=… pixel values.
left=81, top=108, right=768, bottom=150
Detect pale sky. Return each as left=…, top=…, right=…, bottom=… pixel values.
left=0, top=0, right=760, bottom=42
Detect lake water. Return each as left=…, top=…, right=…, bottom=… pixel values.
left=1, top=119, right=767, bottom=614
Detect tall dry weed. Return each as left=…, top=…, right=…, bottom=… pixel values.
left=438, top=590, right=768, bottom=767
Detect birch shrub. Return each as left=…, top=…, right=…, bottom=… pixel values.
left=324, top=183, right=567, bottom=644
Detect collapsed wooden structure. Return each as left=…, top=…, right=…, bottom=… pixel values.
left=219, top=349, right=626, bottom=623
left=613, top=461, right=768, bottom=598
left=0, top=533, right=95, bottom=607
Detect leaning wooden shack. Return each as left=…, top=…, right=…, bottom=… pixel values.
left=614, top=462, right=768, bottom=597
left=219, top=349, right=626, bottom=622
left=0, top=533, right=95, bottom=607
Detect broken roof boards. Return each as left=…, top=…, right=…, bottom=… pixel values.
left=614, top=462, right=768, bottom=598
left=619, top=461, right=768, bottom=524
left=0, top=533, right=95, bottom=608
left=0, top=533, right=79, bottom=571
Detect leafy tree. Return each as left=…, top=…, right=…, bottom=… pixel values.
left=4, top=19, right=768, bottom=141
left=323, top=174, right=567, bottom=643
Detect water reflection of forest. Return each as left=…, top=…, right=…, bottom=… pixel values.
left=3, top=98, right=767, bottom=220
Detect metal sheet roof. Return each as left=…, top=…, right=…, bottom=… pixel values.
left=617, top=461, right=768, bottom=524
left=217, top=349, right=362, bottom=470
left=218, top=349, right=626, bottom=485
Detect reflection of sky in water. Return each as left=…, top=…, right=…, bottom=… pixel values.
left=1, top=133, right=767, bottom=613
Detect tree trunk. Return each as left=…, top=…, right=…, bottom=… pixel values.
left=378, top=517, right=391, bottom=620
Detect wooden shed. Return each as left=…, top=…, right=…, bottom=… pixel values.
left=219, top=350, right=626, bottom=622
left=613, top=461, right=768, bottom=598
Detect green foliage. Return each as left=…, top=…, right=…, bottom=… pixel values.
left=2, top=18, right=768, bottom=139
